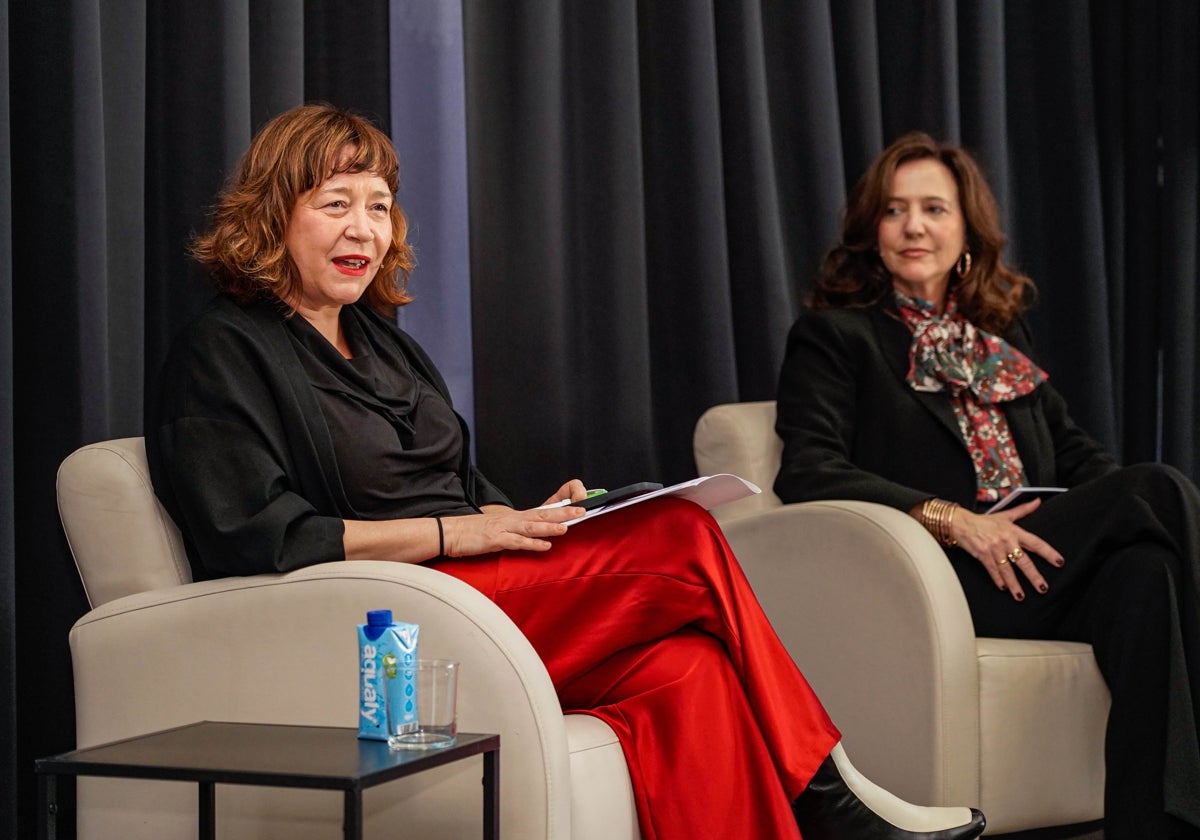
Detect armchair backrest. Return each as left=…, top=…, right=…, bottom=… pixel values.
left=56, top=437, right=192, bottom=608
left=692, top=401, right=783, bottom=522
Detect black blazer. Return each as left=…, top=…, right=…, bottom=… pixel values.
left=773, top=302, right=1117, bottom=513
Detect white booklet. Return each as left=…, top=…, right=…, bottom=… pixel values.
left=986, top=486, right=1066, bottom=514
left=562, top=474, right=761, bottom=526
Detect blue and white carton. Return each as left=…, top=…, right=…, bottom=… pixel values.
left=357, top=609, right=419, bottom=743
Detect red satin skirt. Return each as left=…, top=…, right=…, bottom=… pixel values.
left=431, top=497, right=840, bottom=840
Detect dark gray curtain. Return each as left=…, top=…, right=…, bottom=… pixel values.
left=1156, top=1, right=1200, bottom=470
left=4, top=2, right=388, bottom=835
left=10, top=2, right=146, bottom=834
left=0, top=2, right=15, bottom=836
left=464, top=0, right=1199, bottom=507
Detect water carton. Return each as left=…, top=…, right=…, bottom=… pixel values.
left=357, top=609, right=419, bottom=743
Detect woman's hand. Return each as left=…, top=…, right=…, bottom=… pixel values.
left=949, top=498, right=1064, bottom=601
left=439, top=479, right=589, bottom=558
left=540, top=479, right=589, bottom=507
left=442, top=504, right=585, bottom=557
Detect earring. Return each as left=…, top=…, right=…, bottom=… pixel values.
left=956, top=251, right=972, bottom=278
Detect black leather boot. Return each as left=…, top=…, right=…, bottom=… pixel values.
left=792, top=751, right=986, bottom=840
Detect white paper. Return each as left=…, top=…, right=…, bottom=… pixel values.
left=985, top=486, right=1066, bottom=514
left=563, top=474, right=761, bottom=526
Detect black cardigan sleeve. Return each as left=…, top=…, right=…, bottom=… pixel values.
left=148, top=301, right=347, bottom=578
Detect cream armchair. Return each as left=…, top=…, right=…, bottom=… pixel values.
left=57, top=438, right=639, bottom=840
left=693, top=401, right=1109, bottom=835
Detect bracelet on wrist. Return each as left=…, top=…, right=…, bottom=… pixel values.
left=919, top=498, right=959, bottom=547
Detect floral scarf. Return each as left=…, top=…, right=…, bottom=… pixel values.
left=895, top=291, right=1048, bottom=504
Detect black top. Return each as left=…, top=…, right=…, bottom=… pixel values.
left=147, top=294, right=511, bottom=580
left=287, top=310, right=475, bottom=520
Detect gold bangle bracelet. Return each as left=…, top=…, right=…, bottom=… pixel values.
left=920, top=498, right=960, bottom=548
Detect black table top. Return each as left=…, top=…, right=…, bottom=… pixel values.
left=35, top=721, right=499, bottom=791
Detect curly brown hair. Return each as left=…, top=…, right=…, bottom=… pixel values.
left=191, top=103, right=415, bottom=312
left=813, top=131, right=1033, bottom=334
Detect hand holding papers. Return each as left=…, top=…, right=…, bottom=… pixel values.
left=562, top=474, right=761, bottom=526
left=985, top=486, right=1066, bottom=514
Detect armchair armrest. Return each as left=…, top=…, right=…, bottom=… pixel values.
left=70, top=561, right=572, bottom=840
left=719, top=500, right=980, bottom=807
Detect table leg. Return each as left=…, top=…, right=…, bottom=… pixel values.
left=38, top=773, right=56, bottom=840
left=198, top=781, right=215, bottom=840
left=483, top=749, right=499, bottom=840
left=344, top=789, right=363, bottom=840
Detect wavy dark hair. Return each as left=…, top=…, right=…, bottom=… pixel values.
left=813, top=131, right=1033, bottom=333
left=191, top=103, right=415, bottom=312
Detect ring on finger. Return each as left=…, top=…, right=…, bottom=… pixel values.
left=1006, top=548, right=1024, bottom=563
left=997, top=556, right=1010, bottom=567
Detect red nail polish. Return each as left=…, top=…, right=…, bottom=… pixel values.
left=1014, top=591, right=1025, bottom=602
left=1038, top=583, right=1048, bottom=594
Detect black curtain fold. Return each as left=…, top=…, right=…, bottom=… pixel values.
left=638, top=0, right=736, bottom=389
left=250, top=0, right=305, bottom=129
left=827, top=0, right=883, bottom=182
left=638, top=2, right=740, bottom=466
left=0, top=2, right=15, bottom=837
left=91, top=0, right=148, bottom=436
left=1158, top=0, right=1199, bottom=471
left=1002, top=3, right=1120, bottom=449
left=304, top=1, right=391, bottom=127
left=1092, top=0, right=1162, bottom=463
left=561, top=2, right=659, bottom=480
left=11, top=2, right=131, bottom=833
left=956, top=3, right=1011, bottom=223
left=876, top=1, right=960, bottom=142
left=713, top=1, right=799, bottom=398
left=145, top=1, right=257, bottom=405
left=464, top=4, right=576, bottom=505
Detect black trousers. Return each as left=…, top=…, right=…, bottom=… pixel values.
left=948, top=463, right=1200, bottom=839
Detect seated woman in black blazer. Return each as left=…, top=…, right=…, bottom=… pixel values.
left=775, top=131, right=1200, bottom=840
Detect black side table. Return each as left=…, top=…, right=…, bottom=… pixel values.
left=35, top=721, right=499, bottom=840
